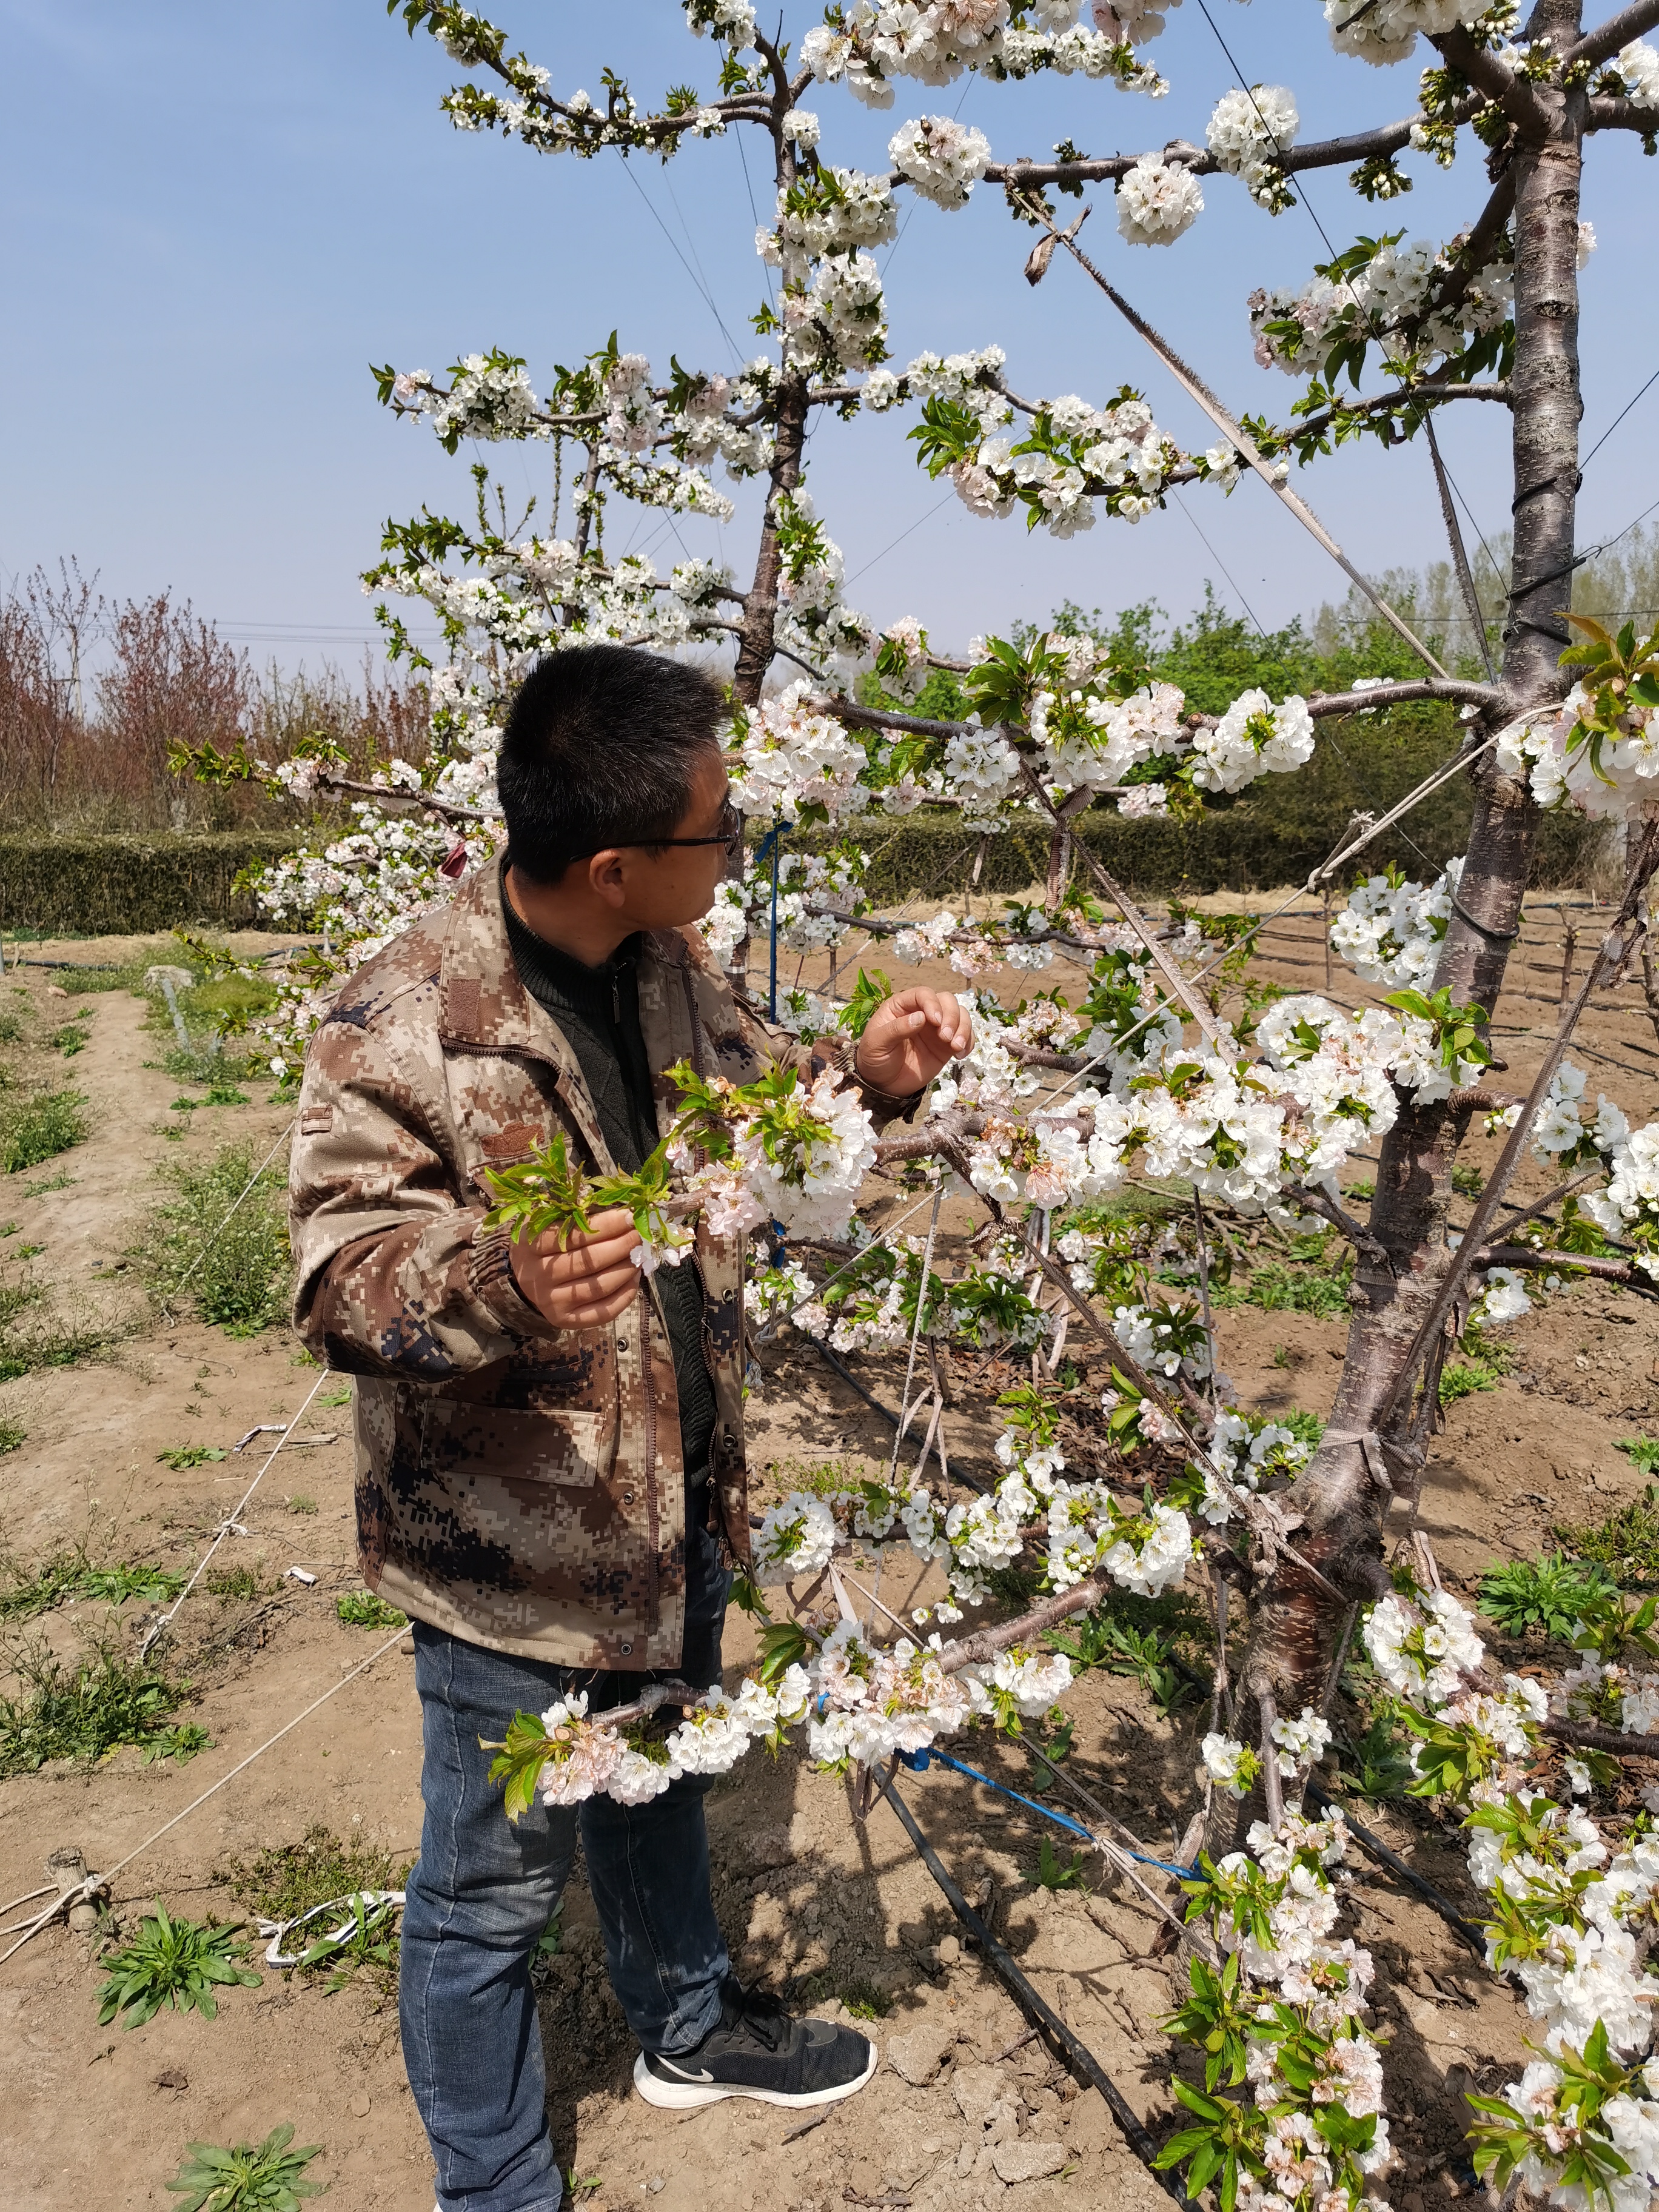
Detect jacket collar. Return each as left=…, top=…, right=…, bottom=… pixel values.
left=438, top=866, right=693, bottom=1049
left=435, top=865, right=696, bottom=1175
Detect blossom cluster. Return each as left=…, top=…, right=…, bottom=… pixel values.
left=1497, top=685, right=1659, bottom=820
left=800, top=2, right=1170, bottom=107
left=1248, top=227, right=1513, bottom=381
left=943, top=389, right=1184, bottom=534
left=1164, top=1805, right=1394, bottom=2212
left=1206, top=84, right=1299, bottom=209
left=1329, top=859, right=1459, bottom=989
left=1361, top=1581, right=1659, bottom=2208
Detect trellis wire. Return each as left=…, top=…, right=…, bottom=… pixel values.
left=159, top=1115, right=297, bottom=1319
left=0, top=1623, right=409, bottom=1970
left=138, top=1369, right=329, bottom=1656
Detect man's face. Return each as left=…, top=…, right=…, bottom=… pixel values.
left=614, top=744, right=735, bottom=931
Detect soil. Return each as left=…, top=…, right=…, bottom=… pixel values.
left=1, top=886, right=1655, bottom=2212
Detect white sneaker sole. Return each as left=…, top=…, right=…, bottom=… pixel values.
left=632, top=2038, right=878, bottom=2111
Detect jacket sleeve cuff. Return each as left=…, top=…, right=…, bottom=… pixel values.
left=836, top=1039, right=926, bottom=1127
left=468, top=1221, right=561, bottom=1339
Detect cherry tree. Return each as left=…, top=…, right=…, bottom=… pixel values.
left=179, top=3, right=1659, bottom=2203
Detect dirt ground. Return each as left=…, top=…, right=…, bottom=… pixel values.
left=1, top=886, right=1656, bottom=2211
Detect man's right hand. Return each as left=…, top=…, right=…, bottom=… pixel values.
left=510, top=1207, right=642, bottom=1330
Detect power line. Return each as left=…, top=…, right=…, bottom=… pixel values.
left=1582, top=367, right=1659, bottom=474
left=619, top=158, right=744, bottom=364
left=843, top=489, right=957, bottom=588
left=1170, top=486, right=1268, bottom=635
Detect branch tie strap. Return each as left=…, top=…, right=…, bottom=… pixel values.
left=1449, top=893, right=1521, bottom=944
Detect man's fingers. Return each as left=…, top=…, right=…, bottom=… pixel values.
left=561, top=1290, right=638, bottom=1329
left=551, top=1255, right=640, bottom=1301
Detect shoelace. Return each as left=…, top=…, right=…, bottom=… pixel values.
left=726, top=1981, right=788, bottom=2052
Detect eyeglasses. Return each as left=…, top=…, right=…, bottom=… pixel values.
left=651, top=798, right=741, bottom=856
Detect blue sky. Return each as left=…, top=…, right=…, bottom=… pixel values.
left=2, top=1, right=1654, bottom=672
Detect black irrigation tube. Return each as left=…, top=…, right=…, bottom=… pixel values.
left=1305, top=1776, right=1486, bottom=1957
left=811, top=1337, right=901, bottom=1427
left=878, top=1769, right=1194, bottom=2209
left=807, top=1339, right=988, bottom=1494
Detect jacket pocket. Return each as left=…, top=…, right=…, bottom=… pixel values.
left=423, top=1399, right=615, bottom=1489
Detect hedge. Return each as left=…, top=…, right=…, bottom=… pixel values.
left=0, top=751, right=1604, bottom=937
left=0, top=833, right=302, bottom=936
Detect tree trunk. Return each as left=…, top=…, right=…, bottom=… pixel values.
left=732, top=373, right=810, bottom=710
left=1224, top=7, right=1586, bottom=1823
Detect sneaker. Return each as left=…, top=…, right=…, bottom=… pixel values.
left=633, top=1978, right=877, bottom=2111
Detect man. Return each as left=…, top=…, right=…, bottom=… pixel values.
left=289, top=643, right=971, bottom=2212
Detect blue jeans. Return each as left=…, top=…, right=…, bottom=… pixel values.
left=401, top=1509, right=732, bottom=2212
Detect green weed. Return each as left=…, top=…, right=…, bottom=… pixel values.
left=97, top=1903, right=260, bottom=2028
left=1045, top=1595, right=1201, bottom=1717
left=1278, top=1409, right=1327, bottom=1449
left=162, top=1042, right=256, bottom=1087
left=21, top=1169, right=73, bottom=1196
left=1617, top=1438, right=1659, bottom=1478
left=283, top=1494, right=318, bottom=1515
left=45, top=1023, right=90, bottom=1056
left=0, top=1417, right=22, bottom=1453
left=1479, top=1553, right=1617, bottom=1639
left=1451, top=1164, right=1487, bottom=1199
left=1439, top=1360, right=1500, bottom=1405
left=294, top=1891, right=402, bottom=1997
left=0, top=1304, right=115, bottom=1381
left=836, top=1978, right=893, bottom=2021
left=223, top=1824, right=410, bottom=1925
left=82, top=1561, right=187, bottom=1605
left=0, top=1010, right=24, bottom=1044
left=1332, top=1713, right=1414, bottom=1800
left=166, top=2125, right=321, bottom=2212
left=158, top=1445, right=229, bottom=1469
left=0, top=1639, right=204, bottom=1773
left=1218, top=1261, right=1352, bottom=1319
left=133, top=1142, right=291, bottom=1335
left=205, top=1565, right=262, bottom=1603
left=0, top=1547, right=182, bottom=1621
left=0, top=1089, right=87, bottom=1174
left=335, top=1590, right=406, bottom=1630
left=61, top=962, right=150, bottom=995
left=1555, top=1484, right=1659, bottom=1586
left=1025, top=1834, right=1088, bottom=1891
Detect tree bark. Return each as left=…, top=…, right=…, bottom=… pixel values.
left=732, top=374, right=811, bottom=710
left=1225, top=6, right=1587, bottom=1833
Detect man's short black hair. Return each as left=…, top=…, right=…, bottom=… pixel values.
left=497, top=643, right=726, bottom=883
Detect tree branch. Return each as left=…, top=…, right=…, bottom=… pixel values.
left=316, top=773, right=483, bottom=825
left=1286, top=1184, right=1387, bottom=1264
left=1479, top=1241, right=1649, bottom=1285
left=805, top=694, right=974, bottom=740
left=1430, top=27, right=1553, bottom=136
left=1587, top=92, right=1659, bottom=129
left=1567, top=0, right=1659, bottom=71
left=1282, top=381, right=1511, bottom=450
left=979, top=109, right=1472, bottom=192
left=1406, top=167, right=1520, bottom=342
left=1543, top=1717, right=1659, bottom=1758
left=1306, top=677, right=1501, bottom=715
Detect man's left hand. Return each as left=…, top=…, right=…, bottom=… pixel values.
left=853, top=987, right=973, bottom=1097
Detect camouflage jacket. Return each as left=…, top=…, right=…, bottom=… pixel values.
left=289, top=865, right=914, bottom=1670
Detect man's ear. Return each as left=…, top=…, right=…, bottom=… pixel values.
left=587, top=849, right=629, bottom=909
